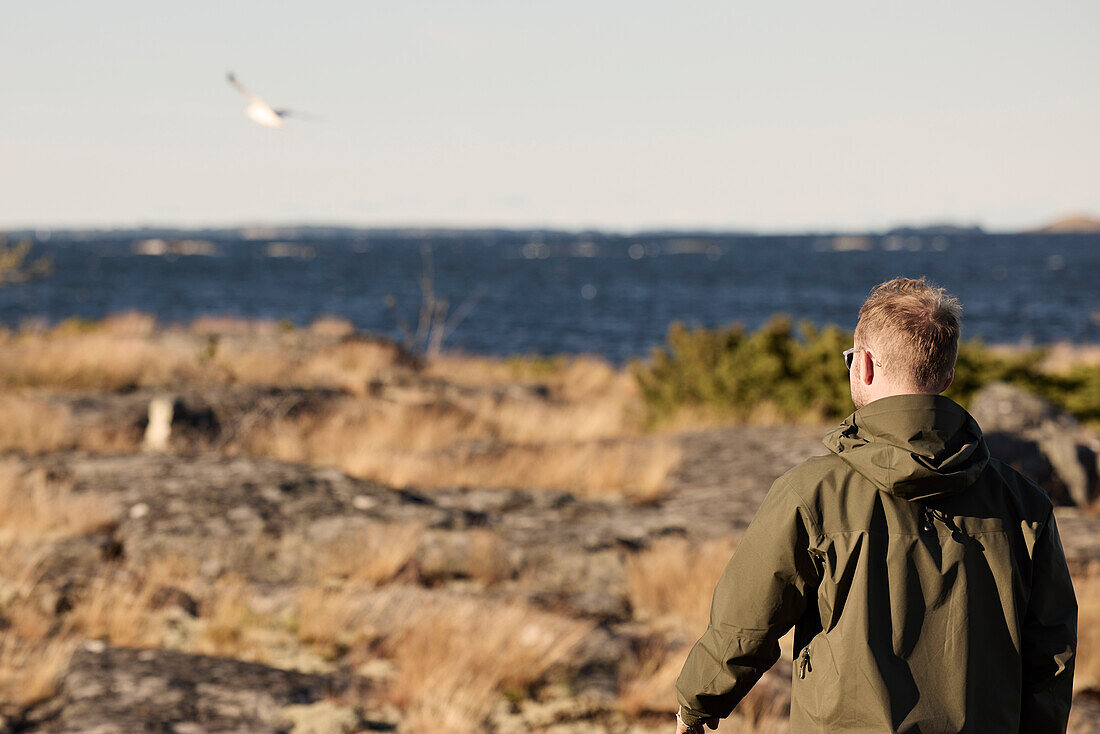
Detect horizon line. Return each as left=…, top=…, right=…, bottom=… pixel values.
left=5, top=217, right=1085, bottom=239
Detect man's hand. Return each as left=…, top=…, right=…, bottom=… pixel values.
left=675, top=707, right=719, bottom=733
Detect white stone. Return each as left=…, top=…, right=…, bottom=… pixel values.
left=352, top=495, right=377, bottom=511
left=143, top=397, right=174, bottom=452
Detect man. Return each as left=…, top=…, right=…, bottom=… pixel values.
left=675, top=277, right=1077, bottom=733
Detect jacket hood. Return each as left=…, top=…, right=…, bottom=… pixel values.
left=822, top=393, right=989, bottom=501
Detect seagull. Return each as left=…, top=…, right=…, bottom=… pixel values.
left=226, top=72, right=315, bottom=129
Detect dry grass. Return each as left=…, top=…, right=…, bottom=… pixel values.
left=187, top=315, right=285, bottom=336
left=246, top=398, right=682, bottom=499
left=1074, top=563, right=1100, bottom=691
left=626, top=536, right=738, bottom=630
left=451, top=390, right=634, bottom=444
left=369, top=438, right=679, bottom=501
left=620, top=535, right=793, bottom=723
left=0, top=395, right=73, bottom=453
left=423, top=353, right=648, bottom=441
left=0, top=314, right=685, bottom=497
left=253, top=399, right=490, bottom=458
left=52, top=556, right=202, bottom=650
left=294, top=585, right=380, bottom=662
left=207, top=336, right=406, bottom=392
left=619, top=636, right=695, bottom=716
left=0, top=545, right=93, bottom=709
left=315, top=523, right=425, bottom=585
left=384, top=597, right=593, bottom=733
left=65, top=573, right=167, bottom=648
left=463, top=528, right=509, bottom=585
left=0, top=315, right=187, bottom=390
left=0, top=461, right=115, bottom=543
left=0, top=633, right=78, bottom=709
left=314, top=524, right=508, bottom=589
left=284, top=339, right=406, bottom=394
left=619, top=635, right=790, bottom=732
left=194, top=576, right=277, bottom=662
left=0, top=393, right=141, bottom=455
left=647, top=399, right=833, bottom=434
left=0, top=314, right=407, bottom=394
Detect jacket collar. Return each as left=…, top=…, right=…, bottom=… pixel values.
left=822, top=393, right=989, bottom=500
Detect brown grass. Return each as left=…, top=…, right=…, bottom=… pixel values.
left=0, top=461, right=115, bottom=543
left=0, top=314, right=685, bottom=497
left=621, top=535, right=787, bottom=723
left=207, top=337, right=405, bottom=392
left=463, top=528, right=509, bottom=585
left=0, top=545, right=104, bottom=708
left=1074, top=563, right=1100, bottom=691
left=246, top=398, right=682, bottom=499
left=619, top=636, right=694, bottom=716
left=618, top=635, right=790, bottom=733
left=59, top=556, right=200, bottom=648
left=194, top=576, right=277, bottom=663
left=294, top=585, right=380, bottom=662
left=65, top=573, right=166, bottom=648
left=0, top=395, right=73, bottom=453
left=0, top=633, right=78, bottom=709
left=0, top=316, right=187, bottom=389
left=384, top=597, right=593, bottom=733
left=0, top=393, right=142, bottom=455
left=315, top=523, right=425, bottom=585
left=0, top=314, right=408, bottom=393
left=626, top=536, right=738, bottom=630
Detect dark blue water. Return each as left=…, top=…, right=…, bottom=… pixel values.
left=2, top=231, right=1097, bottom=365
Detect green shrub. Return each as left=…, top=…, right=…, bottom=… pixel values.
left=947, top=342, right=1100, bottom=426
left=631, top=316, right=851, bottom=425
left=632, top=316, right=1100, bottom=428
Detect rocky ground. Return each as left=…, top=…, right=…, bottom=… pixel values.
left=0, top=317, right=1096, bottom=733
left=2, top=410, right=1099, bottom=732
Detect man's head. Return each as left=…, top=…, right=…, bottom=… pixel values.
left=849, top=276, right=962, bottom=409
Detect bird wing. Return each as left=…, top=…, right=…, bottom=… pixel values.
left=273, top=108, right=323, bottom=122
left=226, top=71, right=263, bottom=103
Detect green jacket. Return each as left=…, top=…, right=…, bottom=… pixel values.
left=676, top=393, right=1077, bottom=733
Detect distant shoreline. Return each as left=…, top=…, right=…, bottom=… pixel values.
left=3, top=218, right=1098, bottom=242
left=3, top=231, right=1097, bottom=362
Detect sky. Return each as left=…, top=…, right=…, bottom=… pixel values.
left=2, top=1, right=1098, bottom=233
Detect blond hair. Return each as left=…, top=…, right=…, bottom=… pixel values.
left=855, top=276, right=962, bottom=392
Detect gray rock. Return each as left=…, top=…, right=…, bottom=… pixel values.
left=51, top=385, right=348, bottom=454
left=6, top=416, right=1100, bottom=732
left=15, top=645, right=370, bottom=733
left=1071, top=691, right=1100, bottom=734
left=10, top=432, right=827, bottom=622
left=280, top=701, right=363, bottom=734
left=970, top=382, right=1100, bottom=506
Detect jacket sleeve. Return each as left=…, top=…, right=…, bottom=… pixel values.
left=1019, top=508, right=1077, bottom=732
left=675, top=475, right=821, bottom=726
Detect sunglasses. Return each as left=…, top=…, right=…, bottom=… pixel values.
left=843, top=347, right=885, bottom=370
left=843, top=347, right=868, bottom=370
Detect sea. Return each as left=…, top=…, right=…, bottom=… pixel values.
left=2, top=229, right=1097, bottom=366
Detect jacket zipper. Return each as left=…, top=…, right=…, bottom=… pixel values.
left=921, top=504, right=935, bottom=532
left=798, top=645, right=812, bottom=679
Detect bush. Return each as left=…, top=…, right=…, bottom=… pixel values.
left=631, top=316, right=851, bottom=425
left=947, top=341, right=1100, bottom=425
left=632, top=316, right=1100, bottom=428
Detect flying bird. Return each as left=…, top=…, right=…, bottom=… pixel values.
left=226, top=72, right=315, bottom=129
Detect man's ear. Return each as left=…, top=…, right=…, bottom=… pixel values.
left=859, top=350, right=875, bottom=386
left=941, top=367, right=954, bottom=393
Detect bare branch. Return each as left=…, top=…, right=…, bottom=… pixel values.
left=439, top=284, right=486, bottom=346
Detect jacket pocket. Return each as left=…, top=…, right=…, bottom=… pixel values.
left=794, top=632, right=841, bottom=729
